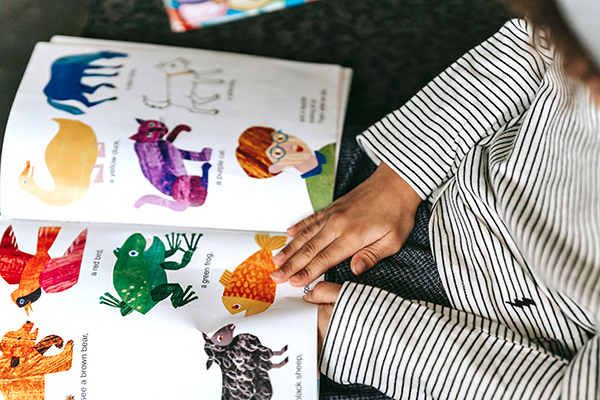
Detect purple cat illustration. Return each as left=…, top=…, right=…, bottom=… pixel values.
left=131, top=119, right=212, bottom=211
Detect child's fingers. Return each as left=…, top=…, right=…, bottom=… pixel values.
left=286, top=207, right=328, bottom=238
left=303, top=281, right=342, bottom=304
left=317, top=303, right=334, bottom=354
left=271, top=217, right=332, bottom=283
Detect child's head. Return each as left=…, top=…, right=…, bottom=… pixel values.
left=501, top=0, right=600, bottom=101
left=236, top=126, right=314, bottom=178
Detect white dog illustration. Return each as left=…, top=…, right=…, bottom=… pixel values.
left=143, top=57, right=224, bottom=114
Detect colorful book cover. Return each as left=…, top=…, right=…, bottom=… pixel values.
left=163, top=0, right=319, bottom=32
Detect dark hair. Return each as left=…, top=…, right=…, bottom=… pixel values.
left=235, top=126, right=281, bottom=179
left=501, top=0, right=600, bottom=84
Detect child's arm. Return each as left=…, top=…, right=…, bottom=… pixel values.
left=273, top=19, right=550, bottom=286
left=357, top=18, right=552, bottom=201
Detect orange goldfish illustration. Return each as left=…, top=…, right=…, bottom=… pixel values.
left=219, top=233, right=287, bottom=317
left=0, top=225, right=87, bottom=315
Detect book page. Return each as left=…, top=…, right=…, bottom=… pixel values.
left=2, top=41, right=348, bottom=232
left=49, top=35, right=353, bottom=175
left=0, top=219, right=318, bottom=399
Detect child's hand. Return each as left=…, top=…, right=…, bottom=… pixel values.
left=303, top=281, right=342, bottom=354
left=271, top=162, right=421, bottom=287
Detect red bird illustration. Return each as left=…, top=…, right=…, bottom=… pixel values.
left=0, top=225, right=87, bottom=315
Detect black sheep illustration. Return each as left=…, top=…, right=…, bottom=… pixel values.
left=203, top=324, right=288, bottom=400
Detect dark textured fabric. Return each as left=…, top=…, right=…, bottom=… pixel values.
left=318, top=126, right=450, bottom=400
left=81, top=0, right=514, bottom=127
left=0, top=0, right=86, bottom=152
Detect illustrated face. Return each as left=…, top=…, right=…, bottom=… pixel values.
left=131, top=119, right=168, bottom=142
left=266, top=131, right=312, bottom=174
left=157, top=57, right=189, bottom=74
left=0, top=322, right=38, bottom=358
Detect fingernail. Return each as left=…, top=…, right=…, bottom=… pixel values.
left=352, top=260, right=365, bottom=275
left=303, top=290, right=312, bottom=300
left=271, top=269, right=284, bottom=281
left=273, top=252, right=284, bottom=265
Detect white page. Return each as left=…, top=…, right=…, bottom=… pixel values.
left=0, top=219, right=318, bottom=399
left=49, top=35, right=354, bottom=180
left=2, top=41, right=346, bottom=232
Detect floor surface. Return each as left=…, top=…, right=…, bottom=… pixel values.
left=0, top=0, right=87, bottom=148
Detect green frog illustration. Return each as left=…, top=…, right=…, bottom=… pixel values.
left=99, top=232, right=201, bottom=316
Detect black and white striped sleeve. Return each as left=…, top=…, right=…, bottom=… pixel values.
left=357, top=19, right=551, bottom=199
left=320, top=282, right=598, bottom=399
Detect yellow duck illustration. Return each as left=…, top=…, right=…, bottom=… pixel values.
left=18, top=118, right=104, bottom=206
left=219, top=233, right=287, bottom=317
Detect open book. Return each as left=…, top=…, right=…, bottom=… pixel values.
left=0, top=36, right=351, bottom=400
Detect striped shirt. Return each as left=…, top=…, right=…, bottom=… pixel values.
left=320, top=19, right=599, bottom=399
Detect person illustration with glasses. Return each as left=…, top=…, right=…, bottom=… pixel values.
left=235, top=126, right=335, bottom=211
